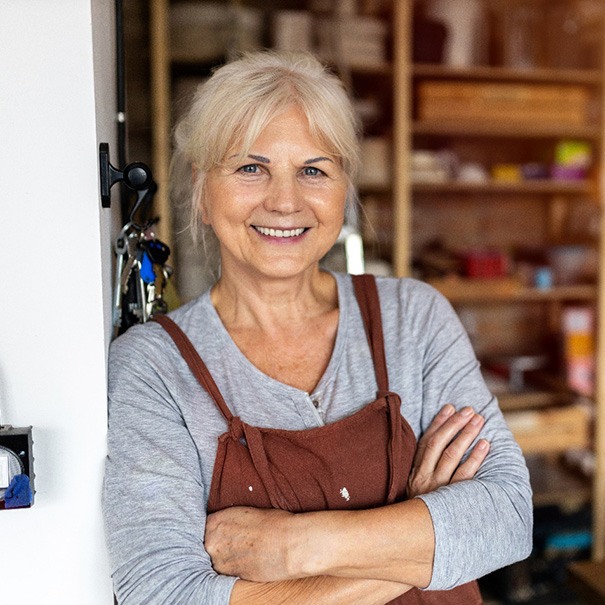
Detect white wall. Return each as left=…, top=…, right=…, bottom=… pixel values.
left=0, top=1, right=117, bottom=602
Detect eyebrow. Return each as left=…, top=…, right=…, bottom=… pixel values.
left=245, top=154, right=334, bottom=165
left=305, top=157, right=333, bottom=164
left=248, top=154, right=270, bottom=163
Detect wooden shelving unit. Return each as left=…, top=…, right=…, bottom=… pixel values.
left=393, top=0, right=605, bottom=561
left=149, top=0, right=605, bottom=561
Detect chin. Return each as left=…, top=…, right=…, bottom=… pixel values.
left=251, top=259, right=321, bottom=281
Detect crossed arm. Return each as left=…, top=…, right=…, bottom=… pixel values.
left=205, top=404, right=490, bottom=604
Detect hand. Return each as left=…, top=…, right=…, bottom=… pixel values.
left=407, top=405, right=490, bottom=499
left=205, top=506, right=297, bottom=581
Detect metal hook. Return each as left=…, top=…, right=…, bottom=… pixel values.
left=129, top=181, right=158, bottom=228
left=99, top=142, right=154, bottom=208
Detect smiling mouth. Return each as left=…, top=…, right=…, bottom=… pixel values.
left=253, top=226, right=307, bottom=238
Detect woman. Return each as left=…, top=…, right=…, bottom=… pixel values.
left=103, top=51, right=532, bottom=604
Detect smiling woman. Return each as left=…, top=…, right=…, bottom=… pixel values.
left=103, top=51, right=532, bottom=605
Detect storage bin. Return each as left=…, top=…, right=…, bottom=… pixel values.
left=417, top=81, right=590, bottom=126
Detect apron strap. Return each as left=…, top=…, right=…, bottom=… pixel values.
left=386, top=394, right=405, bottom=503
left=351, top=276, right=405, bottom=502
left=351, top=274, right=390, bottom=394
left=152, top=314, right=234, bottom=422
left=240, top=421, right=292, bottom=511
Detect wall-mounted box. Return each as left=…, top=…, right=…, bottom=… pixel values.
left=0, top=425, right=34, bottom=509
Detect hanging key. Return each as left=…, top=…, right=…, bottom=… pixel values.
left=120, top=233, right=143, bottom=295
left=113, top=225, right=136, bottom=330
left=139, top=250, right=156, bottom=285
left=113, top=251, right=126, bottom=329
left=141, top=239, right=170, bottom=266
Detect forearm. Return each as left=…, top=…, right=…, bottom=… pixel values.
left=231, top=576, right=411, bottom=605
left=289, top=498, right=434, bottom=587
left=419, top=475, right=533, bottom=589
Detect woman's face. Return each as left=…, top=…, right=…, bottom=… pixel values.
left=202, top=106, right=348, bottom=282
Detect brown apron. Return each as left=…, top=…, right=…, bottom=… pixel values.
left=154, top=274, right=482, bottom=604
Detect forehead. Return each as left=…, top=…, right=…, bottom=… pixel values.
left=230, top=107, right=335, bottom=159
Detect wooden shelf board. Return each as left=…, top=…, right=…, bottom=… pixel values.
left=413, top=64, right=603, bottom=86
left=498, top=390, right=577, bottom=412
left=413, top=180, right=592, bottom=195
left=428, top=278, right=597, bottom=303
left=526, top=455, right=592, bottom=508
left=413, top=120, right=601, bottom=139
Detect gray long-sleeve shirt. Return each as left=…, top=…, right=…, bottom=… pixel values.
left=103, top=273, right=533, bottom=604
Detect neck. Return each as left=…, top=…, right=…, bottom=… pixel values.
left=211, top=267, right=338, bottom=333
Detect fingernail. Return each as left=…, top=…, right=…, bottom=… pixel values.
left=442, top=404, right=455, bottom=417
left=477, top=439, right=489, bottom=450
left=461, top=407, right=473, bottom=417
left=470, top=414, right=483, bottom=426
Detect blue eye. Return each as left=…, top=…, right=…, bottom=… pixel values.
left=239, top=164, right=260, bottom=174
left=303, top=166, right=323, bottom=177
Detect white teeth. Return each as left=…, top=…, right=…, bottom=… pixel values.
left=255, top=226, right=305, bottom=238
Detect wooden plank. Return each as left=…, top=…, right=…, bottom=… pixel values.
left=498, top=391, right=576, bottom=412
left=591, top=13, right=605, bottom=563
left=428, top=278, right=597, bottom=304
left=413, top=64, right=603, bottom=86
left=149, top=0, right=174, bottom=250
left=413, top=120, right=601, bottom=139
left=391, top=0, right=412, bottom=277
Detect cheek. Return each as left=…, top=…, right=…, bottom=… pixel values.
left=324, top=186, right=347, bottom=222
left=199, top=179, right=225, bottom=226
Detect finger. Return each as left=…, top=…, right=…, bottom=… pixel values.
left=413, top=404, right=456, bottom=466
left=452, top=439, right=490, bottom=482
left=424, top=404, right=457, bottom=437
left=432, top=413, right=486, bottom=482
left=415, top=406, right=478, bottom=473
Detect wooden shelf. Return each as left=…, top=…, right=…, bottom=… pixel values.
left=413, top=120, right=601, bottom=139
left=413, top=64, right=603, bottom=86
left=413, top=179, right=593, bottom=195
left=498, top=390, right=577, bottom=412
left=428, top=278, right=597, bottom=304
left=151, top=0, right=605, bottom=559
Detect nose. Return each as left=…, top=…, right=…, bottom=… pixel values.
left=263, top=173, right=303, bottom=214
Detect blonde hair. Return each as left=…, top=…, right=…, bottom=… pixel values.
left=170, top=51, right=361, bottom=271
